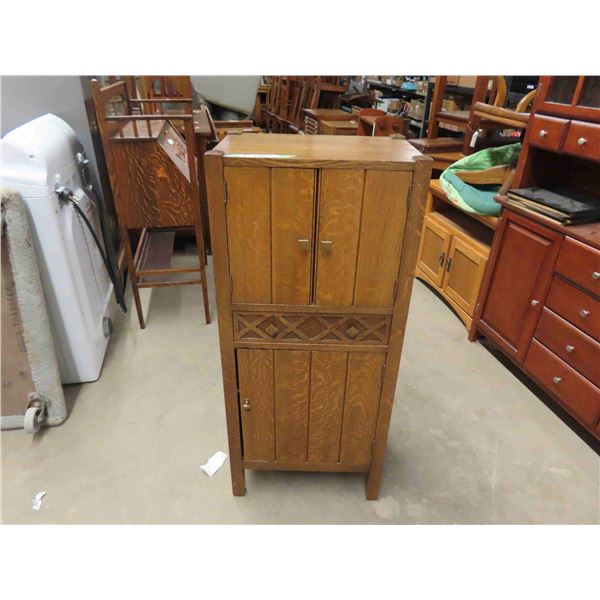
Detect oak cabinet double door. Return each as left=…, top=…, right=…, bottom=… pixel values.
left=225, top=167, right=411, bottom=307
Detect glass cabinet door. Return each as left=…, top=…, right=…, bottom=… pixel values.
left=546, top=76, right=579, bottom=104
left=578, top=76, right=600, bottom=108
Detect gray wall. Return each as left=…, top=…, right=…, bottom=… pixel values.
left=1, top=76, right=102, bottom=192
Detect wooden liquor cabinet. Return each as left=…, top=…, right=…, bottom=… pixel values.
left=205, top=134, right=432, bottom=499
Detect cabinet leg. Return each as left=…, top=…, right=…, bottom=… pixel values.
left=231, top=464, right=246, bottom=496
left=467, top=323, right=480, bottom=342
left=365, top=464, right=382, bottom=501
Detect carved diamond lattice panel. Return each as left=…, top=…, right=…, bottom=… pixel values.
left=234, top=313, right=391, bottom=345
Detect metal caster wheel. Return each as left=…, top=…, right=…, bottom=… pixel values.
left=24, top=406, right=44, bottom=434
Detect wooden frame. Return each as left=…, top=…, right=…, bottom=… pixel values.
left=205, top=134, right=432, bottom=499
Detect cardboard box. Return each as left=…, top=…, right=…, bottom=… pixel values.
left=442, top=98, right=461, bottom=112
left=458, top=76, right=477, bottom=88
left=408, top=99, right=425, bottom=120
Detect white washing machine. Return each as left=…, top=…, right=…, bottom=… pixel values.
left=1, top=113, right=117, bottom=384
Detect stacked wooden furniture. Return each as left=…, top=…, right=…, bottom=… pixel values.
left=319, top=119, right=359, bottom=136
left=264, top=77, right=349, bottom=133
left=471, top=76, right=600, bottom=439
left=410, top=76, right=507, bottom=169
left=91, top=79, right=210, bottom=328
left=205, top=134, right=432, bottom=499
left=415, top=180, right=497, bottom=330
left=303, top=108, right=354, bottom=134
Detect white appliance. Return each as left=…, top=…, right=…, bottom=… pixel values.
left=1, top=113, right=116, bottom=383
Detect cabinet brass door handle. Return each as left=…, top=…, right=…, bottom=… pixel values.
left=242, top=399, right=251, bottom=411
left=320, top=240, right=333, bottom=254
left=297, top=238, right=310, bottom=251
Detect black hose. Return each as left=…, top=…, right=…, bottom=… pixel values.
left=56, top=187, right=127, bottom=312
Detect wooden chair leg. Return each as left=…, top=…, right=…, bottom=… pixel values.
left=195, top=221, right=211, bottom=324
left=121, top=226, right=145, bottom=329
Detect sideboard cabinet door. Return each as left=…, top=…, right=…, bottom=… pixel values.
left=315, top=169, right=410, bottom=307
left=479, top=215, right=561, bottom=362
left=237, top=348, right=385, bottom=468
left=225, top=167, right=315, bottom=304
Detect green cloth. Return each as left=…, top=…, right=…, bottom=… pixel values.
left=440, top=143, right=521, bottom=216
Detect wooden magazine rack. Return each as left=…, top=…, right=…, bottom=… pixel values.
left=91, top=79, right=210, bottom=328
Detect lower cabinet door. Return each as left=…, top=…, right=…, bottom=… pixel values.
left=236, top=349, right=385, bottom=467
left=479, top=214, right=561, bottom=362
left=416, top=214, right=451, bottom=287
left=442, top=236, right=488, bottom=317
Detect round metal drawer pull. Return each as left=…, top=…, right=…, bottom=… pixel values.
left=539, top=130, right=548, bottom=138
left=242, top=399, right=251, bottom=411
left=565, top=344, right=575, bottom=353
left=577, top=137, right=587, bottom=146
left=530, top=299, right=540, bottom=307
left=552, top=376, right=562, bottom=384
left=579, top=309, right=590, bottom=318
left=592, top=271, right=600, bottom=280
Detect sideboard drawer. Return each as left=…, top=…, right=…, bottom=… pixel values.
left=525, top=339, right=600, bottom=427
left=555, top=237, right=600, bottom=296
left=534, top=307, right=600, bottom=387
left=529, top=115, right=569, bottom=152
left=546, top=276, right=600, bottom=341
left=563, top=120, right=600, bottom=162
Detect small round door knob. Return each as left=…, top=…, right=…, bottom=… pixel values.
left=592, top=272, right=600, bottom=280
left=552, top=376, right=562, bottom=384
left=580, top=309, right=590, bottom=318
left=565, top=344, right=575, bottom=353
left=242, top=399, right=251, bottom=411
left=577, top=137, right=587, bottom=146
left=539, top=130, right=548, bottom=138
left=530, top=299, right=540, bottom=307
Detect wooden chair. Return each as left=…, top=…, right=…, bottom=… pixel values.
left=463, top=87, right=537, bottom=154
left=91, top=79, right=210, bottom=329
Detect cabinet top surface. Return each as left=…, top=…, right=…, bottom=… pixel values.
left=498, top=197, right=600, bottom=249
left=208, top=133, right=427, bottom=169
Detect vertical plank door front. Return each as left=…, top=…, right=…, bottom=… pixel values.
left=274, top=350, right=311, bottom=462
left=339, top=353, right=385, bottom=465
left=315, top=169, right=364, bottom=306
left=416, top=214, right=451, bottom=287
left=442, top=236, right=487, bottom=317
left=307, top=351, right=348, bottom=463
left=225, top=167, right=271, bottom=303
left=271, top=168, right=316, bottom=304
left=354, top=170, right=410, bottom=306
left=237, top=349, right=275, bottom=462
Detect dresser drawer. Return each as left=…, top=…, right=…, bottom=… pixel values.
left=534, top=307, right=600, bottom=387
left=525, top=339, right=600, bottom=427
left=555, top=237, right=600, bottom=296
left=563, top=120, right=600, bottom=162
left=546, top=276, right=600, bottom=341
left=529, top=115, right=569, bottom=152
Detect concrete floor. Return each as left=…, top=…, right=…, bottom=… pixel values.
left=2, top=248, right=599, bottom=524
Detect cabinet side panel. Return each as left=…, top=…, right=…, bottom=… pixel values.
left=271, top=168, right=315, bottom=304
left=354, top=170, right=410, bottom=306
left=274, top=350, right=311, bottom=462
left=307, top=351, right=348, bottom=463
left=225, top=166, right=271, bottom=303
left=339, top=353, right=385, bottom=465
left=315, top=169, right=364, bottom=306
left=237, top=349, right=275, bottom=462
